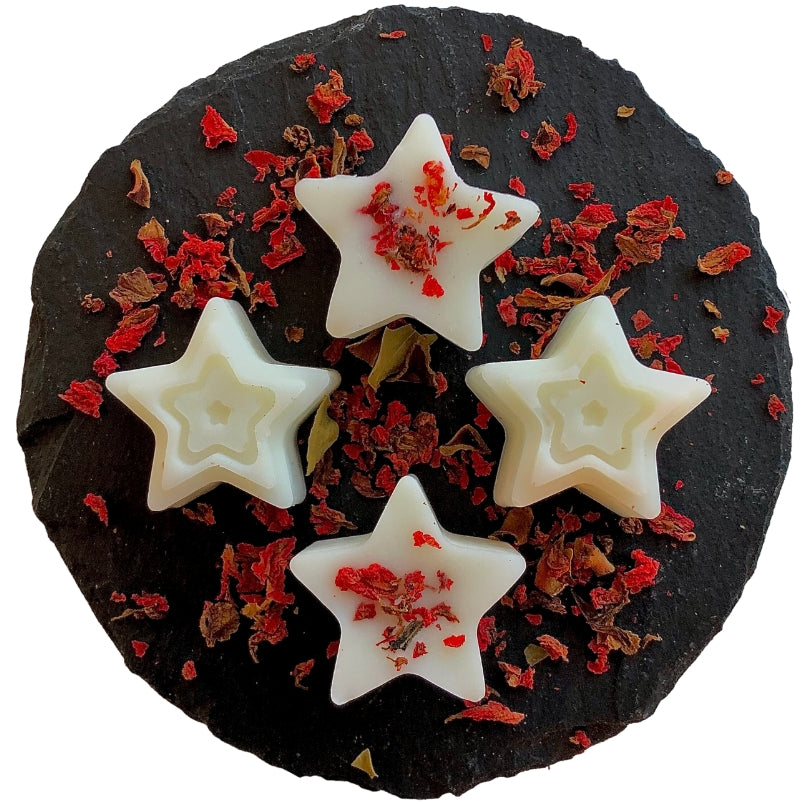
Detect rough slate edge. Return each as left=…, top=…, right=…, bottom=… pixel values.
left=17, top=4, right=792, bottom=799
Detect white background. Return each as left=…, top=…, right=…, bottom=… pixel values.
left=2, top=1, right=800, bottom=802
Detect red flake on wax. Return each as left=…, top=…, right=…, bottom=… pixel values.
left=307, top=69, right=351, bottom=124
left=456, top=207, right=474, bottom=220
left=509, top=176, right=526, bottom=196
left=354, top=602, right=377, bottom=620
left=200, top=106, right=238, bottom=149
left=181, top=660, right=197, bottom=681
left=413, top=641, right=428, bottom=658
left=763, top=305, right=784, bottom=334
left=443, top=634, right=466, bottom=648
left=481, top=34, right=493, bottom=52
left=437, top=570, right=454, bottom=591
left=83, top=493, right=109, bottom=525
left=768, top=394, right=787, bottom=421
left=131, top=640, right=149, bottom=658
left=422, top=275, right=445, bottom=298
left=59, top=379, right=103, bottom=418
left=413, top=530, right=442, bottom=548
left=631, top=310, right=653, bottom=331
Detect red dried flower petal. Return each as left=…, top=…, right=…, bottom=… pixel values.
left=715, top=169, right=734, bottom=185
left=326, top=640, right=339, bottom=659
left=532, top=121, right=562, bottom=160
left=631, top=309, right=653, bottom=332
left=83, top=493, right=109, bottom=525
left=379, top=30, right=406, bottom=39
left=105, top=305, right=159, bottom=354
left=480, top=34, right=493, bottom=52
left=291, top=659, right=315, bottom=689
left=200, top=105, right=238, bottom=149
left=131, top=640, right=149, bottom=658
left=422, top=274, right=445, bottom=298
left=445, top=700, right=525, bottom=725
left=413, top=530, right=441, bottom=548
left=648, top=502, right=696, bottom=542
left=508, top=176, right=526, bottom=196
left=562, top=112, right=578, bottom=143
left=568, top=181, right=595, bottom=201
left=92, top=351, right=119, bottom=379
left=623, top=549, right=660, bottom=594
left=354, top=602, right=377, bottom=620
left=290, top=53, right=316, bottom=73
left=750, top=373, right=766, bottom=386
left=763, top=305, right=784, bottom=334
left=181, top=660, right=197, bottom=680
left=59, top=379, right=103, bottom=418
left=697, top=242, right=751, bottom=275
left=768, top=394, right=786, bottom=421
left=443, top=634, right=466, bottom=648
left=570, top=730, right=592, bottom=749
left=413, top=641, right=428, bottom=658
left=537, top=634, right=569, bottom=662
left=216, top=186, right=237, bottom=207
left=247, top=498, right=294, bottom=532
left=307, top=69, right=351, bottom=124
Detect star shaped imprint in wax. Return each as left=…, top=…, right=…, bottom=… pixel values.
left=106, top=297, right=340, bottom=511
left=290, top=475, right=525, bottom=705
left=466, top=296, right=711, bottom=519
left=294, top=114, right=540, bottom=351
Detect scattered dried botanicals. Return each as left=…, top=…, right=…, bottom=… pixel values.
left=59, top=379, right=103, bottom=418
left=126, top=159, right=151, bottom=208
left=697, top=242, right=751, bottom=275
left=92, top=351, right=118, bottom=379
left=631, top=309, right=652, bottom=331
left=131, top=640, right=149, bottom=658
left=715, top=169, right=734, bottom=185
left=531, top=122, right=562, bottom=161
left=109, top=268, right=167, bottom=312
left=703, top=299, right=722, bottom=318
left=80, top=294, right=105, bottom=314
left=137, top=218, right=169, bottom=264
left=509, top=176, right=526, bottom=196
left=481, top=33, right=493, bottom=52
left=570, top=730, right=592, bottom=749
left=647, top=503, right=696, bottom=542
left=460, top=144, right=491, bottom=168
left=200, top=106, right=238, bottom=149
left=307, top=69, right=351, bottom=124
left=181, top=660, right=197, bottom=681
left=712, top=326, right=730, bottom=343
left=111, top=592, right=169, bottom=622
left=486, top=37, right=545, bottom=112
left=568, top=181, right=594, bottom=201
left=182, top=503, right=216, bottom=526
left=616, top=105, right=635, bottom=118
left=83, top=493, right=109, bottom=525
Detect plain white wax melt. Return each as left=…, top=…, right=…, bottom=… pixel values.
left=466, top=296, right=711, bottom=519
left=289, top=475, right=526, bottom=705
left=106, top=297, right=340, bottom=511
left=294, top=114, right=540, bottom=351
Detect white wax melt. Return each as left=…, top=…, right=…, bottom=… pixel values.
left=295, top=114, right=540, bottom=351
left=106, top=297, right=340, bottom=511
left=466, top=296, right=711, bottom=518
left=289, top=475, right=525, bottom=705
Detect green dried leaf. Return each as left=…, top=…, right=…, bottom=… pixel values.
left=305, top=396, right=338, bottom=475
left=524, top=643, right=550, bottom=666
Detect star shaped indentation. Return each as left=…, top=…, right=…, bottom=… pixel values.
left=106, top=298, right=340, bottom=511
left=466, top=296, right=711, bottom=518
left=289, top=475, right=525, bottom=704
left=295, top=114, right=540, bottom=351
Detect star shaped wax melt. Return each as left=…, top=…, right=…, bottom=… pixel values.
left=294, top=114, right=540, bottom=351
left=466, top=296, right=711, bottom=519
left=289, top=474, right=526, bottom=705
left=105, top=297, right=340, bottom=511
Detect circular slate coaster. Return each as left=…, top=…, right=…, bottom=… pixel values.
left=17, top=5, right=791, bottom=798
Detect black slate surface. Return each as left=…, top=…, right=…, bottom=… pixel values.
left=17, top=5, right=791, bottom=798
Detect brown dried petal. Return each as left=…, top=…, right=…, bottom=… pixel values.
left=109, top=268, right=167, bottom=312
left=198, top=212, right=233, bottom=238
left=283, top=124, right=315, bottom=151
left=127, top=158, right=151, bottom=208
left=440, top=424, right=491, bottom=457
left=490, top=507, right=533, bottom=546
left=616, top=105, right=636, bottom=118
left=459, top=144, right=491, bottom=169
left=199, top=600, right=240, bottom=647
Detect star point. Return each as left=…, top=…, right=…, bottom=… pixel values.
left=466, top=296, right=711, bottom=518
left=106, top=297, right=340, bottom=511
left=295, top=113, right=540, bottom=351
left=289, top=475, right=525, bottom=705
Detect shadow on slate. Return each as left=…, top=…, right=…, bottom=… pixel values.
left=17, top=4, right=792, bottom=798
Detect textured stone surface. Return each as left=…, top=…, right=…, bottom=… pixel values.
left=18, top=5, right=791, bottom=798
